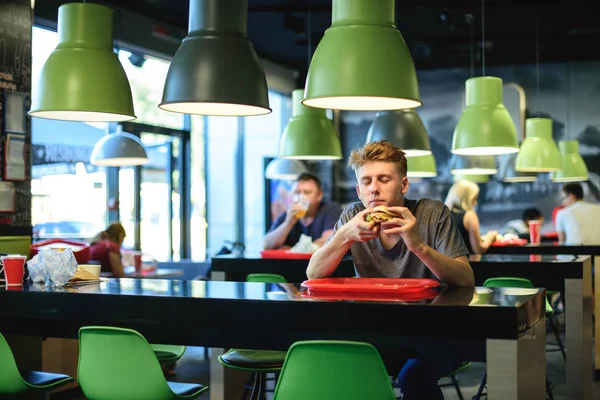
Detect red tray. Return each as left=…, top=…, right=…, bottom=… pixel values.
left=300, top=277, right=441, bottom=294
left=260, top=249, right=313, bottom=259
left=491, top=238, right=527, bottom=246
left=302, top=288, right=440, bottom=302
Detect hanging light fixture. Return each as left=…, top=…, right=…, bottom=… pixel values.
left=90, top=125, right=149, bottom=167
left=453, top=174, right=490, bottom=183
left=450, top=155, right=497, bottom=175
left=302, top=0, right=420, bottom=111
left=451, top=0, right=519, bottom=156
left=406, top=154, right=437, bottom=178
left=551, top=140, right=588, bottom=182
left=515, top=118, right=560, bottom=172
left=265, top=159, right=309, bottom=180
left=159, top=0, right=270, bottom=116
left=500, top=154, right=538, bottom=182
left=279, top=89, right=342, bottom=160
left=366, top=110, right=431, bottom=156
left=29, top=3, right=135, bottom=122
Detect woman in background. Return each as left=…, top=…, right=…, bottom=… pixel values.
left=89, top=222, right=126, bottom=277
left=444, top=179, right=497, bottom=254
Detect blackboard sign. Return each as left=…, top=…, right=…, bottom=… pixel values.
left=0, top=0, right=32, bottom=230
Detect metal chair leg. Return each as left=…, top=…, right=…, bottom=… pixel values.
left=546, top=376, right=555, bottom=400
left=473, top=371, right=487, bottom=400
left=451, top=374, right=465, bottom=400
left=549, top=317, right=566, bottom=361
left=249, top=372, right=266, bottom=400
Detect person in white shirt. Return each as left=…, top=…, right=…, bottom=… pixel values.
left=555, top=183, right=600, bottom=245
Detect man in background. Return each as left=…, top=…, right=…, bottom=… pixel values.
left=264, top=173, right=342, bottom=250
left=501, top=207, right=544, bottom=237
left=556, top=183, right=600, bottom=244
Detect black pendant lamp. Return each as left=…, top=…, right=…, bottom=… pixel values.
left=159, top=0, right=271, bottom=116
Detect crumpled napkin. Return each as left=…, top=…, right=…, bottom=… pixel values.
left=28, top=249, right=78, bottom=287
left=290, top=233, right=319, bottom=253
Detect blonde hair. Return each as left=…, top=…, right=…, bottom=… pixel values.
left=348, top=140, right=407, bottom=176
left=444, top=179, right=480, bottom=212
left=90, top=222, right=126, bottom=245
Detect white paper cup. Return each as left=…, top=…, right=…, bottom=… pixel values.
left=78, top=264, right=101, bottom=278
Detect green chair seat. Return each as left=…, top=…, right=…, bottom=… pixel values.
left=482, top=277, right=554, bottom=315
left=246, top=273, right=288, bottom=283
left=1, top=332, right=73, bottom=395
left=151, top=344, right=187, bottom=365
left=273, top=340, right=396, bottom=400
left=78, top=326, right=208, bottom=399
left=219, top=349, right=286, bottom=371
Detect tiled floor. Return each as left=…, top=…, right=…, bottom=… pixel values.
left=53, top=318, right=598, bottom=399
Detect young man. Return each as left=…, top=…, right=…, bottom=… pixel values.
left=264, top=173, right=342, bottom=250
left=556, top=183, right=600, bottom=245
left=501, top=207, right=544, bottom=237
left=307, top=140, right=473, bottom=400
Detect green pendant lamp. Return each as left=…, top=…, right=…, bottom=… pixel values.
left=265, top=158, right=309, bottom=180
left=302, top=0, right=420, bottom=111
left=499, top=154, right=537, bottom=182
left=515, top=118, right=560, bottom=172
left=29, top=3, right=135, bottom=122
left=450, top=155, right=497, bottom=175
left=366, top=110, right=431, bottom=156
left=551, top=140, right=588, bottom=182
left=453, top=174, right=490, bottom=183
left=406, top=154, right=437, bottom=178
left=90, top=125, right=149, bottom=167
left=279, top=89, right=342, bottom=160
left=452, top=77, right=519, bottom=156
left=159, top=0, right=270, bottom=116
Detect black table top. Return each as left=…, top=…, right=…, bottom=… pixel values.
left=487, top=243, right=600, bottom=255
left=470, top=254, right=589, bottom=263
left=0, top=279, right=544, bottom=354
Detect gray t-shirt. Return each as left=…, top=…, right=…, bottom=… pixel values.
left=330, top=199, right=469, bottom=281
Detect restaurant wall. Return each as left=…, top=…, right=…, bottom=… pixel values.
left=338, top=61, right=600, bottom=233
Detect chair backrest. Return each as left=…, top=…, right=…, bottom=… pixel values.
left=246, top=273, right=288, bottom=283
left=273, top=341, right=396, bottom=400
left=78, top=326, right=175, bottom=399
left=0, top=332, right=28, bottom=394
left=483, top=277, right=534, bottom=288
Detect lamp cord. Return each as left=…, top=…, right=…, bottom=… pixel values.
left=481, top=0, right=485, bottom=76
left=307, top=0, right=312, bottom=68
left=468, top=15, right=474, bottom=78
left=536, top=15, right=540, bottom=116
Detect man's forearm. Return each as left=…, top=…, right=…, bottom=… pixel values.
left=306, top=230, right=353, bottom=279
left=263, top=221, right=294, bottom=249
left=413, top=244, right=474, bottom=287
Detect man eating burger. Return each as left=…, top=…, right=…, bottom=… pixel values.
left=306, top=139, right=473, bottom=400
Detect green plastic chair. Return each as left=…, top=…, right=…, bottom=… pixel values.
left=78, top=326, right=208, bottom=399
left=475, top=278, right=558, bottom=400
left=151, top=344, right=187, bottom=365
left=273, top=341, right=396, bottom=400
left=0, top=332, right=73, bottom=395
left=246, top=273, right=288, bottom=283
left=218, top=273, right=288, bottom=399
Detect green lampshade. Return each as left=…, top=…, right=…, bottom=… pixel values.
left=450, top=155, right=497, bottom=175
left=406, top=154, right=437, bottom=178
left=279, top=89, right=342, bottom=160
left=515, top=118, right=561, bottom=172
left=499, top=154, right=537, bottom=182
left=159, top=0, right=270, bottom=116
left=29, top=3, right=135, bottom=122
left=551, top=140, right=589, bottom=182
left=452, top=77, right=519, bottom=156
left=453, top=174, right=490, bottom=183
left=366, top=110, right=431, bottom=156
left=302, top=0, right=420, bottom=111
left=265, top=159, right=308, bottom=180
left=90, top=125, right=148, bottom=166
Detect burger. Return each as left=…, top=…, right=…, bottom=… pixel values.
left=364, top=206, right=401, bottom=223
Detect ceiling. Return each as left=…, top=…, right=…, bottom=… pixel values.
left=35, top=1, right=600, bottom=79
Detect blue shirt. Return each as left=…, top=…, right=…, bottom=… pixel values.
left=269, top=201, right=343, bottom=247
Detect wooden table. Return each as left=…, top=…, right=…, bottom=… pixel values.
left=0, top=279, right=547, bottom=400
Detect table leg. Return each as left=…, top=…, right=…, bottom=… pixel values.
left=486, top=318, right=546, bottom=399
left=565, top=258, right=594, bottom=399
left=593, top=256, right=600, bottom=381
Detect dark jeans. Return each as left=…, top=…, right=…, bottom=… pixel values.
left=397, top=357, right=462, bottom=400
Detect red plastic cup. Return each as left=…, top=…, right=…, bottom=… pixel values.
left=0, top=255, right=27, bottom=286
left=529, top=254, right=542, bottom=262
left=133, top=252, right=142, bottom=274
left=529, top=220, right=542, bottom=245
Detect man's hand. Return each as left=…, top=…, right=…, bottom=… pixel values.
left=284, top=203, right=303, bottom=225
left=339, top=208, right=380, bottom=243
left=380, top=206, right=425, bottom=254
